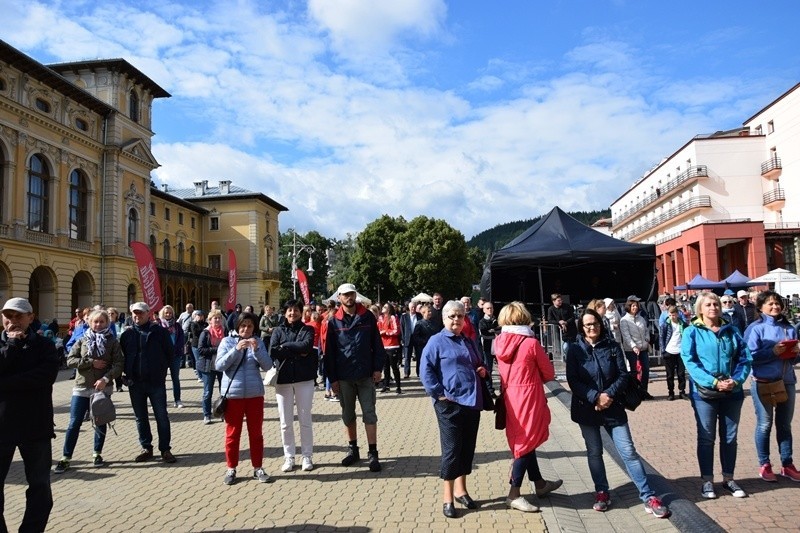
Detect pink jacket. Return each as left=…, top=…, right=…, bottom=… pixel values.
left=494, top=330, right=555, bottom=458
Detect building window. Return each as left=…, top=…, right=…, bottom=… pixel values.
left=27, top=154, right=49, bottom=232
left=35, top=98, right=51, bottom=113
left=191, top=217, right=195, bottom=229
left=163, top=239, right=171, bottom=261
left=768, top=120, right=775, bottom=134
left=149, top=234, right=157, bottom=255
left=210, top=216, right=219, bottom=231
left=0, top=149, right=4, bottom=221
left=127, top=209, right=138, bottom=245
left=755, top=125, right=763, bottom=135
left=178, top=212, right=184, bottom=225
left=189, top=246, right=196, bottom=265
left=0, top=78, right=5, bottom=91
left=209, top=254, right=221, bottom=270
left=129, top=90, right=139, bottom=122
left=149, top=202, right=155, bottom=216
left=75, top=118, right=88, bottom=131
left=165, top=207, right=170, bottom=220
left=68, top=169, right=88, bottom=240
left=177, top=242, right=185, bottom=263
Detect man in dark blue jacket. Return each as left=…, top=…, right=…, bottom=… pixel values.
left=324, top=283, right=386, bottom=472
left=0, top=297, right=59, bottom=533
left=120, top=302, right=176, bottom=464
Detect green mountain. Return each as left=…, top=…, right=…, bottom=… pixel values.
left=467, top=209, right=611, bottom=255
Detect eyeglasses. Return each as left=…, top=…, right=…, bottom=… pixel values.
left=721, top=299, right=733, bottom=304
left=582, top=322, right=600, bottom=329
left=446, top=314, right=465, bottom=320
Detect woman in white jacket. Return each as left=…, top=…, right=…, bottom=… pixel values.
left=603, top=298, right=623, bottom=345
left=619, top=296, right=653, bottom=399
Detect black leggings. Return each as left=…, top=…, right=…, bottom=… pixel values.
left=382, top=347, right=402, bottom=389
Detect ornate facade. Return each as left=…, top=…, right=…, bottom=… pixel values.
left=0, top=40, right=285, bottom=325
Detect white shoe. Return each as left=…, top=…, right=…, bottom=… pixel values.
left=203, top=416, right=212, bottom=425
left=506, top=496, right=539, bottom=512
left=301, top=456, right=314, bottom=471
left=281, top=457, right=295, bottom=472
left=175, top=401, right=184, bottom=408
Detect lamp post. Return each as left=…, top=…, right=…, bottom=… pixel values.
left=287, top=230, right=315, bottom=300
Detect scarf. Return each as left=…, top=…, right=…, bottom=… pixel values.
left=85, top=327, right=110, bottom=358
left=207, top=324, right=225, bottom=347
left=501, top=324, right=534, bottom=336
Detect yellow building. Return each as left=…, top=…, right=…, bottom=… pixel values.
left=0, top=39, right=286, bottom=326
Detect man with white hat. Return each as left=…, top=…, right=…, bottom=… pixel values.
left=119, top=302, right=177, bottom=464
left=735, top=289, right=756, bottom=325
left=324, top=283, right=386, bottom=472
left=0, top=297, right=59, bottom=532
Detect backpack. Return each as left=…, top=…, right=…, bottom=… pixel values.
left=90, top=391, right=117, bottom=426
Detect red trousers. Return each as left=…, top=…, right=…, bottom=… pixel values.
left=224, top=396, right=264, bottom=468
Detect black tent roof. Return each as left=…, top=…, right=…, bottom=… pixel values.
left=491, top=206, right=654, bottom=266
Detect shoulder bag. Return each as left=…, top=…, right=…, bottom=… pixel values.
left=756, top=360, right=789, bottom=406
left=263, top=359, right=283, bottom=388
left=212, top=352, right=246, bottom=418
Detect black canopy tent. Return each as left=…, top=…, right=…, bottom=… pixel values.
left=481, top=207, right=657, bottom=318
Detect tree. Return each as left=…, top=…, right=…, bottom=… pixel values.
left=351, top=215, right=407, bottom=302
left=389, top=216, right=478, bottom=300
left=278, top=229, right=332, bottom=304
left=327, top=234, right=356, bottom=291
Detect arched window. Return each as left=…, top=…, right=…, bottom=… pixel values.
left=149, top=234, right=157, bottom=255
left=0, top=148, right=5, bottom=221
left=28, top=154, right=49, bottom=232
left=129, top=90, right=139, bottom=122
left=69, top=169, right=88, bottom=240
left=189, top=246, right=196, bottom=266
left=163, top=239, right=170, bottom=261
left=127, top=209, right=138, bottom=245
left=177, top=242, right=185, bottom=263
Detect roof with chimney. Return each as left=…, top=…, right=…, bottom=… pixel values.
left=160, top=180, right=288, bottom=212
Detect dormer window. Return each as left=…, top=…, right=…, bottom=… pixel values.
left=35, top=98, right=51, bottom=113
left=129, top=90, right=139, bottom=122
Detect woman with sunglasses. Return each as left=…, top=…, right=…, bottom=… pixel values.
left=421, top=300, right=489, bottom=519
left=567, top=309, right=670, bottom=518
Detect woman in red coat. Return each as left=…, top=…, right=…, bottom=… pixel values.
left=494, top=301, right=562, bottom=512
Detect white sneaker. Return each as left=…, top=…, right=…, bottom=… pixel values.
left=281, top=457, right=295, bottom=472
left=301, top=456, right=314, bottom=471
left=175, top=401, right=184, bottom=408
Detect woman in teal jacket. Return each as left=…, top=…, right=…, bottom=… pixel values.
left=681, top=291, right=751, bottom=500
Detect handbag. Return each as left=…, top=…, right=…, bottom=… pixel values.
left=621, top=375, right=646, bottom=411
left=212, top=350, right=246, bottom=419
left=694, top=382, right=731, bottom=400
left=263, top=360, right=283, bottom=388
left=756, top=379, right=788, bottom=405
left=479, top=377, right=495, bottom=411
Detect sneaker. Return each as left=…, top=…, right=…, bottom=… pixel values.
left=254, top=468, right=274, bottom=483
left=93, top=455, right=104, bottom=467
left=281, top=457, right=295, bottom=472
left=367, top=450, right=381, bottom=472
left=592, top=491, right=611, bottom=512
left=54, top=459, right=70, bottom=474
left=175, top=401, right=184, bottom=408
left=301, top=456, right=314, bottom=471
left=223, top=468, right=236, bottom=485
left=327, top=395, right=339, bottom=402
left=341, top=446, right=360, bottom=466
left=396, top=388, right=402, bottom=394
left=701, top=481, right=717, bottom=499
left=534, top=479, right=564, bottom=498
left=668, top=394, right=675, bottom=401
left=644, top=496, right=671, bottom=518
left=134, top=448, right=153, bottom=463
left=203, top=416, right=212, bottom=425
left=505, top=496, right=539, bottom=512
left=161, top=450, right=177, bottom=464
left=722, top=480, right=746, bottom=498
left=760, top=463, right=778, bottom=482
left=780, top=464, right=800, bottom=482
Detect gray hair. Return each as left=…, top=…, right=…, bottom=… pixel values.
left=442, top=300, right=465, bottom=316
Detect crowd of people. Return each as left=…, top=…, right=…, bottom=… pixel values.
left=1, top=283, right=799, bottom=530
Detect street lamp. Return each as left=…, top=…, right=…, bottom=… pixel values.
left=287, top=230, right=315, bottom=299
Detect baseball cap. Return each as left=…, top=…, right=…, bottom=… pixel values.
left=192, top=309, right=204, bottom=316
left=2, top=297, right=33, bottom=314
left=737, top=290, right=748, bottom=298
left=130, top=302, right=150, bottom=313
left=337, top=283, right=357, bottom=295
left=626, top=294, right=641, bottom=302
left=723, top=289, right=734, bottom=296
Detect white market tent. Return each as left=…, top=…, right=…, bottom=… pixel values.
left=750, top=268, right=800, bottom=296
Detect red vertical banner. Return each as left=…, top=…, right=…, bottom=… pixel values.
left=227, top=249, right=237, bottom=310
left=296, top=268, right=310, bottom=304
left=130, top=241, right=164, bottom=313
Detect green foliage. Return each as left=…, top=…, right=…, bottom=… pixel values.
left=389, top=216, right=477, bottom=300
left=327, top=234, right=356, bottom=292
left=467, top=208, right=611, bottom=254
left=351, top=215, right=408, bottom=302
left=279, top=230, right=332, bottom=304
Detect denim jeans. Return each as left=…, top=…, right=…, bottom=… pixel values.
left=510, top=449, right=542, bottom=487
left=402, top=344, right=414, bottom=377
left=751, top=381, right=796, bottom=467
left=168, top=354, right=183, bottom=403
left=199, top=370, right=216, bottom=418
left=129, top=381, right=171, bottom=452
left=579, top=423, right=654, bottom=502
left=63, top=394, right=107, bottom=458
left=690, top=392, right=744, bottom=478
left=0, top=439, right=53, bottom=533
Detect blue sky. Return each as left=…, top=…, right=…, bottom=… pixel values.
left=4, top=0, right=799, bottom=239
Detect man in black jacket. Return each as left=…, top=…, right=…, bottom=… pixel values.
left=411, top=304, right=438, bottom=377
left=0, top=297, right=59, bottom=533
left=399, top=301, right=421, bottom=379
left=120, top=302, right=176, bottom=464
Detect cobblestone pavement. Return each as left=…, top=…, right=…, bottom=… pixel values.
left=2, top=366, right=797, bottom=532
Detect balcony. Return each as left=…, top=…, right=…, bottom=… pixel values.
left=156, top=259, right=228, bottom=281
left=238, top=269, right=281, bottom=282
left=25, top=229, right=55, bottom=246
left=761, top=157, right=782, bottom=180
left=616, top=195, right=712, bottom=241
left=763, top=187, right=785, bottom=210
left=613, top=165, right=709, bottom=227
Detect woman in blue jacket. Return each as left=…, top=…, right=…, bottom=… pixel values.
left=743, top=290, right=800, bottom=482
left=215, top=312, right=273, bottom=486
left=681, top=291, right=752, bottom=500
